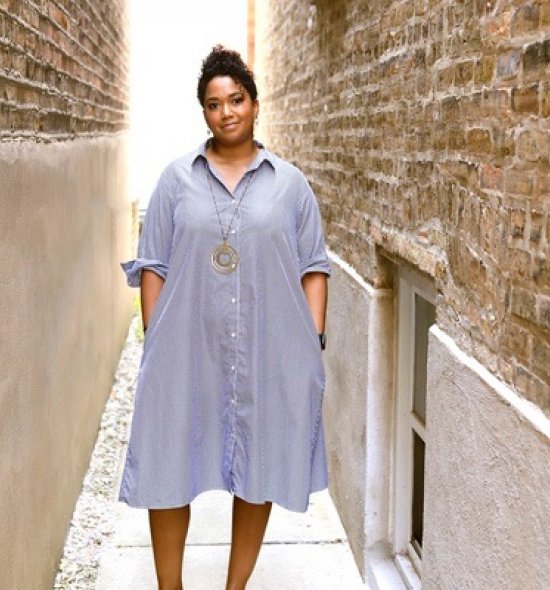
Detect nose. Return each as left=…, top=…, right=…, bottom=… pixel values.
left=221, top=101, right=231, bottom=118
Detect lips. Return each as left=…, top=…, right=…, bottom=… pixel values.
left=222, top=122, right=238, bottom=129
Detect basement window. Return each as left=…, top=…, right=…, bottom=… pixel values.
left=394, top=267, right=436, bottom=588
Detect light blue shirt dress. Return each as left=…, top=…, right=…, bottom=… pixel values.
left=118, top=138, right=332, bottom=513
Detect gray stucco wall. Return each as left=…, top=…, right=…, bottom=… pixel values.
left=323, top=252, right=395, bottom=580
left=423, top=326, right=550, bottom=590
left=323, top=259, right=370, bottom=573
left=0, top=136, right=134, bottom=589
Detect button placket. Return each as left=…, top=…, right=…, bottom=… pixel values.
left=230, top=226, right=243, bottom=481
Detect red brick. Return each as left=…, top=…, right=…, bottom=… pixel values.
left=447, top=128, right=465, bottom=150
left=498, top=354, right=515, bottom=385
left=533, top=258, right=550, bottom=289
left=517, top=129, right=547, bottom=162
left=532, top=338, right=550, bottom=378
left=455, top=60, right=474, bottom=85
left=537, top=171, right=550, bottom=199
left=462, top=92, right=482, bottom=119
left=483, top=9, right=511, bottom=42
left=496, top=49, right=521, bottom=80
left=436, top=66, right=453, bottom=90
left=511, top=285, right=537, bottom=323
left=511, top=4, right=540, bottom=36
left=466, top=127, right=492, bottom=154
left=440, top=95, right=460, bottom=121
left=0, top=104, right=10, bottom=130
left=543, top=85, right=550, bottom=117
left=539, top=296, right=550, bottom=330
left=501, top=320, right=532, bottom=360
left=509, top=208, right=526, bottom=240
left=507, top=249, right=532, bottom=282
left=515, top=364, right=532, bottom=398
left=523, top=40, right=550, bottom=83
left=529, top=211, right=544, bottom=244
left=512, top=84, right=539, bottom=114
left=505, top=169, right=534, bottom=196
left=480, top=164, right=504, bottom=191
left=474, top=55, right=495, bottom=85
left=482, top=88, right=510, bottom=117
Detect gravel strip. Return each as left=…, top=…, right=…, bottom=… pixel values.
left=53, top=315, right=143, bottom=590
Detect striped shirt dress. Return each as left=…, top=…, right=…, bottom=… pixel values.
left=118, top=138, right=332, bottom=513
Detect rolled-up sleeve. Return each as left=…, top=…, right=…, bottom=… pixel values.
left=121, top=170, right=175, bottom=288
left=296, top=179, right=332, bottom=279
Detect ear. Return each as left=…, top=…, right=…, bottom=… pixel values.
left=253, top=100, right=259, bottom=119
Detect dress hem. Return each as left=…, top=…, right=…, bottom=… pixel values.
left=118, top=481, right=329, bottom=514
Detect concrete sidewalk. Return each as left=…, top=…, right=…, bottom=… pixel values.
left=95, top=488, right=367, bottom=589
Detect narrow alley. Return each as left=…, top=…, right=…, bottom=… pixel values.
left=1, top=1, right=549, bottom=589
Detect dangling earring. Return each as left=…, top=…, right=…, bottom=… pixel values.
left=206, top=127, right=212, bottom=136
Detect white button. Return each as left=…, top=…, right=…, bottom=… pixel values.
left=231, top=297, right=236, bottom=303
left=231, top=365, right=235, bottom=371
left=231, top=229, right=236, bottom=233
left=231, top=399, right=236, bottom=405
left=231, top=332, right=236, bottom=338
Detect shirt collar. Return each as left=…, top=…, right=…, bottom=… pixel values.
left=191, top=138, right=276, bottom=171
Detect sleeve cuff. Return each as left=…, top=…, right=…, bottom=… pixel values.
left=299, top=258, right=332, bottom=279
left=120, top=258, right=169, bottom=287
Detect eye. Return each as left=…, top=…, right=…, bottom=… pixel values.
left=233, top=96, right=244, bottom=104
left=207, top=102, right=219, bottom=110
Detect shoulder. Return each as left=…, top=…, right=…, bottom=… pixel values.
left=155, top=146, right=203, bottom=197
left=162, top=147, right=200, bottom=181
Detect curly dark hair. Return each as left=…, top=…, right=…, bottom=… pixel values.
left=197, top=45, right=257, bottom=106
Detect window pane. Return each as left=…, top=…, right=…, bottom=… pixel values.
left=413, top=294, right=436, bottom=424
left=411, top=430, right=425, bottom=555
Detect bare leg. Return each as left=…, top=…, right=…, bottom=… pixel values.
left=149, top=505, right=191, bottom=590
left=225, top=495, right=272, bottom=590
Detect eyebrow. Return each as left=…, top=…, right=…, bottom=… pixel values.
left=205, top=91, right=245, bottom=102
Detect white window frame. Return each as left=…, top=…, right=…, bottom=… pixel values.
left=393, top=265, right=436, bottom=589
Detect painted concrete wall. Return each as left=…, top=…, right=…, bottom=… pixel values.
left=323, top=251, right=395, bottom=580
left=323, top=258, right=369, bottom=573
left=423, top=327, right=550, bottom=590
left=0, top=136, right=134, bottom=589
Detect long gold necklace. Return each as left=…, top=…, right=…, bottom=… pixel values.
left=206, top=163, right=255, bottom=274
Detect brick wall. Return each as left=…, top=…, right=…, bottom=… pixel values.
left=256, top=0, right=550, bottom=413
left=0, top=0, right=129, bottom=140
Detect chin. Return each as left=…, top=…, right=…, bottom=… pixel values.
left=216, top=131, right=254, bottom=146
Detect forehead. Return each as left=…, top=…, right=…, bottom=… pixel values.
left=204, top=76, right=247, bottom=99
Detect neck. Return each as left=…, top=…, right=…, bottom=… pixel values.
left=208, top=137, right=258, bottom=164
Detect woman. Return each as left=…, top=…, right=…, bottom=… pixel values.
left=119, top=45, right=331, bottom=590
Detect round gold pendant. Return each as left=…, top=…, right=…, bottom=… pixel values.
left=211, top=242, right=238, bottom=273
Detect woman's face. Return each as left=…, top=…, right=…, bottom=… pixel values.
left=203, top=76, right=258, bottom=147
